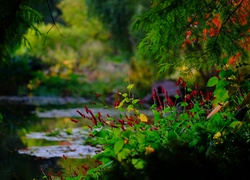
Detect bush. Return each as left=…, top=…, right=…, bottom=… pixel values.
left=66, top=66, right=250, bottom=180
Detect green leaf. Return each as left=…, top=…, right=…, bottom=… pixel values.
left=116, top=100, right=124, bottom=108
left=113, top=128, right=121, bottom=137
left=122, top=93, right=128, bottom=97
left=215, top=90, right=229, bottom=102
left=229, top=121, right=243, bottom=132
left=189, top=139, right=198, bottom=147
left=124, top=97, right=130, bottom=102
left=117, top=148, right=130, bottom=162
left=132, top=99, right=139, bottom=104
left=168, top=131, right=177, bottom=140
left=178, top=113, right=188, bottom=121
left=114, top=139, right=124, bottom=154
left=229, top=121, right=241, bottom=128
left=127, top=104, right=134, bottom=111
left=137, top=133, right=145, bottom=144
left=206, top=76, right=219, bottom=87
left=107, top=117, right=115, bottom=121
left=127, top=84, right=134, bottom=90
left=180, top=102, right=188, bottom=107
left=132, top=158, right=145, bottom=169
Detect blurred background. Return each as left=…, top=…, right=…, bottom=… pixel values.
left=0, top=0, right=214, bottom=100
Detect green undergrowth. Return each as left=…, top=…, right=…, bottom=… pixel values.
left=46, top=66, right=250, bottom=180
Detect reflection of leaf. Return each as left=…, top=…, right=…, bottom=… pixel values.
left=206, top=76, right=218, bottom=87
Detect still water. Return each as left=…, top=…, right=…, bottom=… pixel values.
left=0, top=103, right=96, bottom=180
left=0, top=100, right=153, bottom=180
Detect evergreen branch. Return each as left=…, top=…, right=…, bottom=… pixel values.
left=214, top=0, right=244, bottom=45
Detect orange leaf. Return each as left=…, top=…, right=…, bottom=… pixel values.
left=207, top=104, right=223, bottom=119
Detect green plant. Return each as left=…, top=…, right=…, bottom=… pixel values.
left=64, top=72, right=250, bottom=180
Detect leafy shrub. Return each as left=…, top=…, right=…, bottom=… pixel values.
left=65, top=65, right=250, bottom=180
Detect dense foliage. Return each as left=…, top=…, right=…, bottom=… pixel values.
left=133, top=0, right=250, bottom=72
left=0, top=0, right=43, bottom=61
left=71, top=69, right=250, bottom=179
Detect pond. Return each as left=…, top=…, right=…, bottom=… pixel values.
left=0, top=97, right=153, bottom=180
left=0, top=98, right=97, bottom=180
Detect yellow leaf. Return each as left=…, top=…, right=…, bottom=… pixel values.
left=213, top=132, right=221, bottom=139
left=145, top=145, right=154, bottom=155
left=139, top=113, right=148, bottom=122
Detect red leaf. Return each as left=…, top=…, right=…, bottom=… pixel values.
left=70, top=118, right=78, bottom=123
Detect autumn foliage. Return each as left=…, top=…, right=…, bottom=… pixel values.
left=134, top=0, right=250, bottom=72
left=182, top=0, right=250, bottom=65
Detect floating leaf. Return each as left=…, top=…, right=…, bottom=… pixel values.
left=206, top=76, right=219, bottom=87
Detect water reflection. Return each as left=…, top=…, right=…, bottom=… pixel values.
left=0, top=104, right=63, bottom=180
left=0, top=102, right=152, bottom=179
